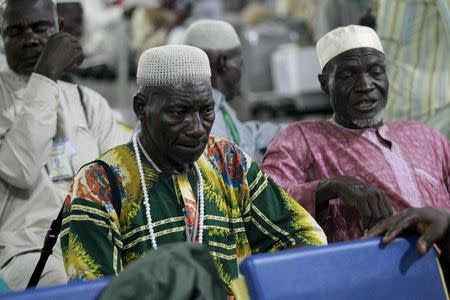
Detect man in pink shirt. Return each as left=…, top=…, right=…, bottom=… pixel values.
left=262, top=25, right=450, bottom=243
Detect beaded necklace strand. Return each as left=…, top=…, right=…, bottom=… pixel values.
left=132, top=132, right=205, bottom=249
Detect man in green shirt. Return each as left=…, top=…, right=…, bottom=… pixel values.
left=61, top=45, right=326, bottom=292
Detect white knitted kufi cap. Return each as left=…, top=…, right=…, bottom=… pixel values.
left=137, top=45, right=211, bottom=87
left=316, top=25, right=384, bottom=71
left=183, top=19, right=241, bottom=51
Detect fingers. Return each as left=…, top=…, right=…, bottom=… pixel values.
left=377, top=191, right=393, bottom=217
left=382, top=210, right=421, bottom=243
left=356, top=198, right=372, bottom=230
left=366, top=197, right=380, bottom=229
left=416, top=220, right=448, bottom=255
left=365, top=210, right=411, bottom=244
left=366, top=208, right=450, bottom=258
left=365, top=217, right=393, bottom=238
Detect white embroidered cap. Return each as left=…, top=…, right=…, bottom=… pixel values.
left=183, top=19, right=241, bottom=51
left=136, top=45, right=211, bottom=87
left=316, top=25, right=384, bottom=71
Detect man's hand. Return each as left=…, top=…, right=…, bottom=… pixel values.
left=34, top=32, right=84, bottom=81
left=317, top=176, right=393, bottom=230
left=366, top=207, right=450, bottom=256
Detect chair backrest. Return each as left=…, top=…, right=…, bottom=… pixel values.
left=1, top=278, right=111, bottom=300
left=239, top=236, right=449, bottom=300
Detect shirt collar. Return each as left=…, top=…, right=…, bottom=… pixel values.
left=329, top=117, right=393, bottom=147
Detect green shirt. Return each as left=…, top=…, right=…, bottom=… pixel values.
left=61, top=136, right=326, bottom=291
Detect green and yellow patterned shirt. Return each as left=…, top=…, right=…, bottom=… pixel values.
left=61, top=137, right=327, bottom=290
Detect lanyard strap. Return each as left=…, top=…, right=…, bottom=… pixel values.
left=220, top=106, right=241, bottom=145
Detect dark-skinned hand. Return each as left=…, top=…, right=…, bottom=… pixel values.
left=317, top=176, right=393, bottom=230
left=366, top=207, right=450, bottom=258
left=34, top=32, right=84, bottom=81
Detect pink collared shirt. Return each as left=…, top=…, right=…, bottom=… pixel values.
left=262, top=120, right=450, bottom=242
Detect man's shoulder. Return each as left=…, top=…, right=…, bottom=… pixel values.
left=98, top=143, right=134, bottom=165
left=75, top=143, right=133, bottom=186
left=205, top=135, right=251, bottom=166
left=386, top=120, right=441, bottom=136
left=277, top=120, right=333, bottom=139
left=206, top=135, right=244, bottom=155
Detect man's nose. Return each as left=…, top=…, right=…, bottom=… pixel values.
left=22, top=29, right=40, bottom=48
left=354, top=73, right=375, bottom=93
left=186, top=113, right=206, bottom=137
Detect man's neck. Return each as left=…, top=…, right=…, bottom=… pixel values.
left=5, top=66, right=31, bottom=81
left=333, top=115, right=383, bottom=130
left=138, top=131, right=189, bottom=175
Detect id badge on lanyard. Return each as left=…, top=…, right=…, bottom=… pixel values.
left=46, top=139, right=76, bottom=181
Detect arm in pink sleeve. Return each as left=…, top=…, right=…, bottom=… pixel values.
left=262, top=125, right=320, bottom=217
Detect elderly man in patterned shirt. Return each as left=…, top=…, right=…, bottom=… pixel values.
left=61, top=45, right=326, bottom=294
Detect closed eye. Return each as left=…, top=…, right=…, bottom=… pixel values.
left=202, top=106, right=214, bottom=114
left=370, top=66, right=385, bottom=75
left=338, top=71, right=353, bottom=79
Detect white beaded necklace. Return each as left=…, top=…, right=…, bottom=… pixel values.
left=132, top=132, right=205, bottom=249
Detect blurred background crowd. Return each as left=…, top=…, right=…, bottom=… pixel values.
left=0, top=0, right=379, bottom=129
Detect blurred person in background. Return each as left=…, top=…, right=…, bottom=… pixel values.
left=56, top=0, right=83, bottom=39
left=184, top=19, right=287, bottom=163
left=130, top=0, right=192, bottom=66
left=241, top=2, right=272, bottom=28
left=78, top=0, right=123, bottom=75
left=0, top=0, right=129, bottom=289
left=55, top=0, right=84, bottom=83
left=315, top=0, right=371, bottom=41
left=263, top=25, right=450, bottom=243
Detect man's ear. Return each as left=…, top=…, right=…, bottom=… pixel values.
left=133, top=92, right=148, bottom=121
left=58, top=17, right=64, bottom=32
left=215, top=54, right=228, bottom=75
left=318, top=73, right=329, bottom=95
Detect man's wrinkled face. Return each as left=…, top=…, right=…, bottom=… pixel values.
left=1, top=0, right=58, bottom=75
left=321, top=48, right=389, bottom=128
left=138, top=81, right=215, bottom=171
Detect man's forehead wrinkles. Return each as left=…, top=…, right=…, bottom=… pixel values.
left=334, top=53, right=384, bottom=70
left=5, top=19, right=52, bottom=28
left=4, top=13, right=55, bottom=28
left=166, top=96, right=213, bottom=107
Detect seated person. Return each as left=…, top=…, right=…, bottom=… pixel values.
left=367, top=207, right=450, bottom=288
left=183, top=19, right=286, bottom=162
left=61, top=45, right=326, bottom=294
left=0, top=0, right=128, bottom=290
left=262, top=25, right=450, bottom=243
left=130, top=0, right=192, bottom=65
